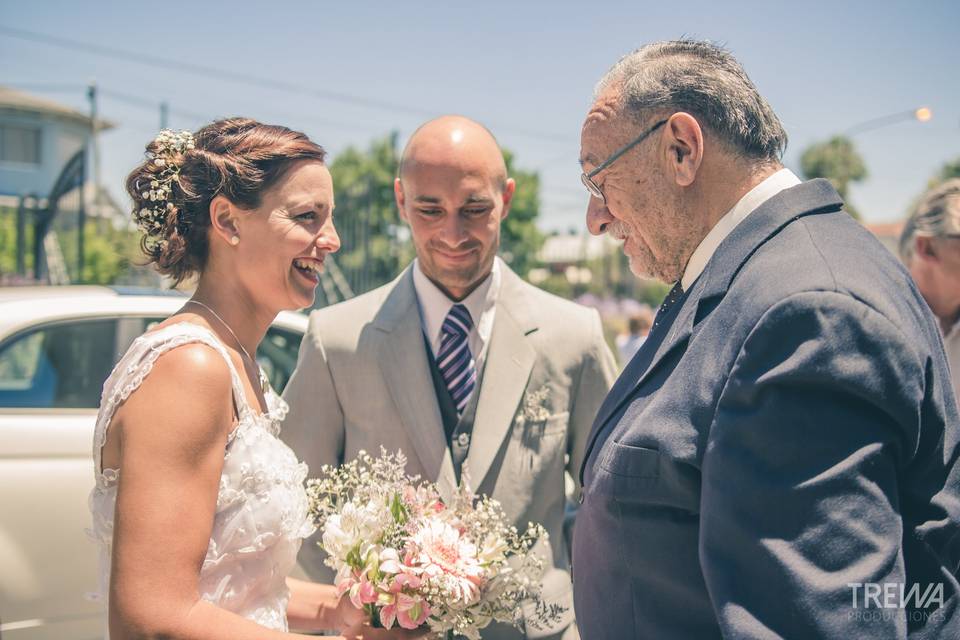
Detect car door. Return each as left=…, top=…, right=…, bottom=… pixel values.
left=0, top=316, right=128, bottom=640
left=0, top=315, right=305, bottom=639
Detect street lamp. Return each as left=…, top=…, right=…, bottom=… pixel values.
left=845, top=107, right=933, bottom=136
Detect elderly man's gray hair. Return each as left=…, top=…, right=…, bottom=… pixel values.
left=899, top=178, right=960, bottom=261
left=595, top=40, right=788, bottom=162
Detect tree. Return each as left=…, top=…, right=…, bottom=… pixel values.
left=501, top=150, right=544, bottom=277
left=933, top=157, right=960, bottom=185
left=800, top=136, right=867, bottom=219
left=326, top=133, right=410, bottom=297
left=0, top=206, right=139, bottom=285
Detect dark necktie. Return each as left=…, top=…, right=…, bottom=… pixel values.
left=653, top=281, right=684, bottom=330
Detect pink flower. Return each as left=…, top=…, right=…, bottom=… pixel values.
left=380, top=592, right=431, bottom=630
left=348, top=574, right=379, bottom=608
left=407, top=520, right=485, bottom=606
left=336, top=577, right=355, bottom=598
left=396, top=592, right=431, bottom=629
left=335, top=566, right=358, bottom=598
left=389, top=571, right=422, bottom=592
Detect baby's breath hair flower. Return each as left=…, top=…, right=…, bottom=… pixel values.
left=132, top=129, right=195, bottom=241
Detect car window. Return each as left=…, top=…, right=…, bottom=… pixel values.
left=0, top=319, right=118, bottom=408
left=259, top=327, right=303, bottom=393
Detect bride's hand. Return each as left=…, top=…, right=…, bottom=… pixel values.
left=341, top=621, right=429, bottom=639
left=333, top=594, right=366, bottom=631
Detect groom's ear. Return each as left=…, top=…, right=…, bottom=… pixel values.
left=209, top=195, right=241, bottom=244
left=394, top=178, right=409, bottom=222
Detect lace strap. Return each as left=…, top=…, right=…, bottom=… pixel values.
left=93, top=323, right=252, bottom=478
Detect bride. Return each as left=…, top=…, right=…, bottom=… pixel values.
left=88, top=118, right=415, bottom=639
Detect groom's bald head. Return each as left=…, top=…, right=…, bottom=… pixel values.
left=398, top=115, right=508, bottom=192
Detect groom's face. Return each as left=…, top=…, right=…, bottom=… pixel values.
left=396, top=138, right=515, bottom=301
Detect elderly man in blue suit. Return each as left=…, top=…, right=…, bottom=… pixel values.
left=572, top=40, right=960, bottom=639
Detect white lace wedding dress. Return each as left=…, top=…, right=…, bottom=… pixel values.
left=88, top=322, right=315, bottom=637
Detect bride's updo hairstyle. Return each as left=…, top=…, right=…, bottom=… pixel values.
left=126, top=117, right=327, bottom=286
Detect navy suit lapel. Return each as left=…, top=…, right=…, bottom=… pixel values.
left=579, top=179, right=845, bottom=484
left=580, top=284, right=698, bottom=483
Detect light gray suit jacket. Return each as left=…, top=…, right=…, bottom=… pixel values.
left=282, top=262, right=616, bottom=639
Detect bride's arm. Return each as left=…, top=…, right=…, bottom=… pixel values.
left=108, top=344, right=344, bottom=640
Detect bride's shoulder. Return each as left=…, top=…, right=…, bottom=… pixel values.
left=115, top=321, right=235, bottom=408
left=141, top=336, right=233, bottom=392
left=112, top=337, right=235, bottom=441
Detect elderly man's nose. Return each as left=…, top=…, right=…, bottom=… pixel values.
left=586, top=197, right=613, bottom=236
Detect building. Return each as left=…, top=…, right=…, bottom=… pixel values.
left=0, top=86, right=135, bottom=286
left=0, top=85, right=113, bottom=202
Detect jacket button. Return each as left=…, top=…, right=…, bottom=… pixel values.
left=457, top=432, right=470, bottom=447
left=578, top=493, right=584, bottom=504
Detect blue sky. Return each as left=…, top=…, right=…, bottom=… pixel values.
left=2, top=0, right=958, bottom=232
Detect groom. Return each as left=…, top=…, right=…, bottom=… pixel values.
left=283, top=115, right=617, bottom=639
left=573, top=40, right=960, bottom=638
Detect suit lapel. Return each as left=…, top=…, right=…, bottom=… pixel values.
left=375, top=268, right=458, bottom=497
left=580, top=286, right=699, bottom=479
left=464, top=267, right=537, bottom=491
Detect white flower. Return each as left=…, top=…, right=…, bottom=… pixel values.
left=479, top=533, right=509, bottom=565
left=322, top=500, right=389, bottom=562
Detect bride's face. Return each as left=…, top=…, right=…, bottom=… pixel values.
left=234, top=161, right=340, bottom=311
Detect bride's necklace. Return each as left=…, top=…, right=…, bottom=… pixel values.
left=185, top=299, right=267, bottom=393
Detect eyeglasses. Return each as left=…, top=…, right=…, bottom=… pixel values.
left=581, top=119, right=668, bottom=203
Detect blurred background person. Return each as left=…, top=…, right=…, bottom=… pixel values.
left=615, top=309, right=653, bottom=366
left=900, top=178, right=960, bottom=401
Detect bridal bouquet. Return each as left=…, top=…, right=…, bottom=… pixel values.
left=305, top=449, right=564, bottom=639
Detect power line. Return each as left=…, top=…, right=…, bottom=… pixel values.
left=96, top=87, right=406, bottom=136
left=2, top=80, right=408, bottom=137
left=0, top=25, right=572, bottom=145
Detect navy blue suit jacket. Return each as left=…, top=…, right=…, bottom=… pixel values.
left=573, top=179, right=960, bottom=639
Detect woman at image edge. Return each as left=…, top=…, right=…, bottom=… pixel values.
left=88, top=118, right=413, bottom=640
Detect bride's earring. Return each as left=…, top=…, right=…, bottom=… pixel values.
left=230, top=236, right=240, bottom=246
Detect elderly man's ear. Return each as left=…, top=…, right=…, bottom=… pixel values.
left=914, top=236, right=941, bottom=263
left=664, top=113, right=704, bottom=187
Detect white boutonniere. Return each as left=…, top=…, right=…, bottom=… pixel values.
left=520, top=386, right=552, bottom=425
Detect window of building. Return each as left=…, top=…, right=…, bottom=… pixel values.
left=0, top=125, right=42, bottom=165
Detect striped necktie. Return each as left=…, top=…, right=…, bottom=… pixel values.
left=437, top=304, right=477, bottom=415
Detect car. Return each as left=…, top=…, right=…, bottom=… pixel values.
left=0, top=286, right=308, bottom=639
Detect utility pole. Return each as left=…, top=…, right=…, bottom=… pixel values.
left=87, top=82, right=101, bottom=201
left=79, top=81, right=101, bottom=282
left=160, top=101, right=169, bottom=130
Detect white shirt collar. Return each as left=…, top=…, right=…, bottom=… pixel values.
left=412, top=256, right=501, bottom=361
left=681, top=168, right=801, bottom=291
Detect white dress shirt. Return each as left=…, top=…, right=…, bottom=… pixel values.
left=412, top=256, right=501, bottom=371
left=681, top=168, right=802, bottom=291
